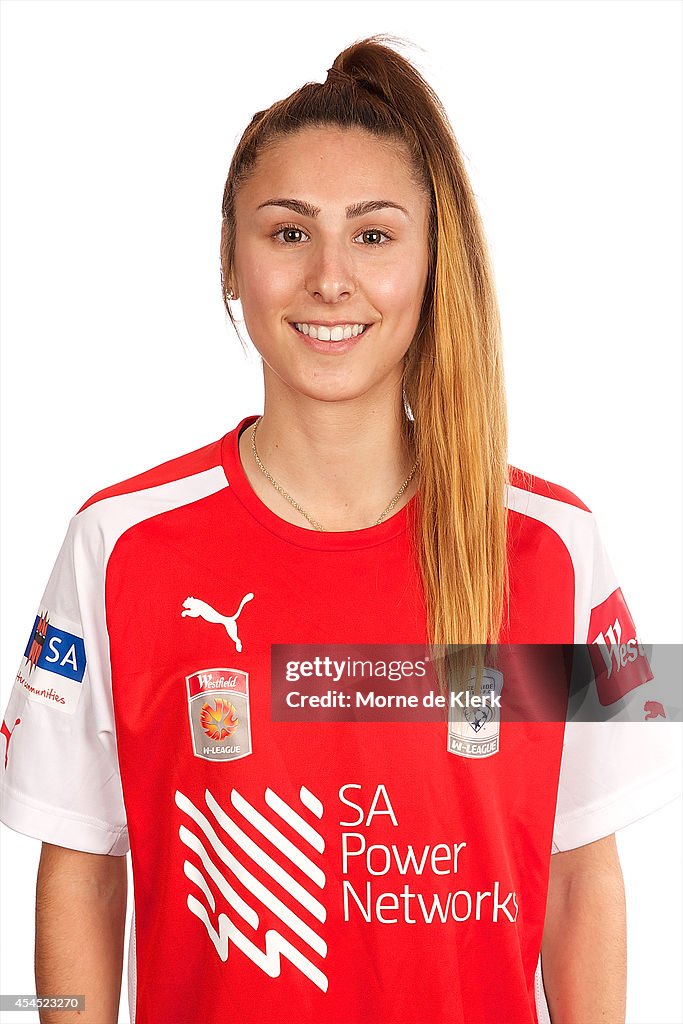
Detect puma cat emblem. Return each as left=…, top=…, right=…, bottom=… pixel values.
left=643, top=700, right=666, bottom=720
left=181, top=594, right=254, bottom=653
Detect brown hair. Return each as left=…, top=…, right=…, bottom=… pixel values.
left=219, top=34, right=510, bottom=698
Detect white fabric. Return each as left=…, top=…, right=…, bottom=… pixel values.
left=0, top=466, right=228, bottom=854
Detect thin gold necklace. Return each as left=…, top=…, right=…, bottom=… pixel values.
left=250, top=416, right=419, bottom=532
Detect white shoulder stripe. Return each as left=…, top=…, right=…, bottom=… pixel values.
left=75, top=465, right=229, bottom=564
left=506, top=482, right=595, bottom=643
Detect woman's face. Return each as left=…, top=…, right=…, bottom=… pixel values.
left=231, top=125, right=431, bottom=405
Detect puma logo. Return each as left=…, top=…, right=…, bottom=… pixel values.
left=644, top=700, right=667, bottom=720
left=1, top=717, right=21, bottom=770
left=181, top=594, right=254, bottom=653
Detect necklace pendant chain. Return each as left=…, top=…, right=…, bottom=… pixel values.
left=250, top=416, right=418, bottom=532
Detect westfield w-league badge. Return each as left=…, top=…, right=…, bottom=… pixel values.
left=185, top=668, right=253, bottom=762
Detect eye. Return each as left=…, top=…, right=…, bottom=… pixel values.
left=272, top=224, right=310, bottom=245
left=271, top=224, right=393, bottom=247
left=354, top=228, right=393, bottom=246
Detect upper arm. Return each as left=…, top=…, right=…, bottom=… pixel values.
left=548, top=832, right=622, bottom=889
left=38, top=841, right=128, bottom=897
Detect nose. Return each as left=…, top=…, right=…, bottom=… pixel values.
left=305, top=237, right=356, bottom=303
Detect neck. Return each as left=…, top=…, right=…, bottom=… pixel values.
left=239, top=387, right=418, bottom=531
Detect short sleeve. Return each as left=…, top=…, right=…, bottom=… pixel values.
left=0, top=512, right=129, bottom=855
left=551, top=513, right=682, bottom=853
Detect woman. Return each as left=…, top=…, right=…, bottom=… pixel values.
left=0, top=33, right=677, bottom=1024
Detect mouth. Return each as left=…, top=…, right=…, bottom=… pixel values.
left=288, top=321, right=373, bottom=353
left=289, top=322, right=371, bottom=342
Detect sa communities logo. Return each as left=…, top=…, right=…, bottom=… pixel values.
left=14, top=609, right=87, bottom=716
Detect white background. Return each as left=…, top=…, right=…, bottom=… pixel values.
left=1, top=1, right=681, bottom=1022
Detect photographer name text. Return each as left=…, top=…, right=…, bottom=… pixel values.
left=284, top=689, right=500, bottom=709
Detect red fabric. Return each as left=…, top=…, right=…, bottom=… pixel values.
left=105, top=416, right=577, bottom=1024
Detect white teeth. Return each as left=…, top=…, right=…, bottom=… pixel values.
left=294, top=322, right=367, bottom=341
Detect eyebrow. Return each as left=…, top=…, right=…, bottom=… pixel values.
left=256, top=198, right=410, bottom=220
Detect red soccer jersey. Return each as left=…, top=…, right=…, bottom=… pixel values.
left=1, top=413, right=680, bottom=1024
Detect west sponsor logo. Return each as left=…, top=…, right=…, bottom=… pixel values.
left=588, top=589, right=654, bottom=707
left=592, top=617, right=647, bottom=679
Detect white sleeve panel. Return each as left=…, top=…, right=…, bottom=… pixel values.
left=552, top=513, right=682, bottom=852
left=551, top=721, right=682, bottom=852
left=0, top=513, right=129, bottom=855
left=0, top=465, right=229, bottom=857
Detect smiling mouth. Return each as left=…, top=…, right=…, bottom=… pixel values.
left=290, top=322, right=371, bottom=343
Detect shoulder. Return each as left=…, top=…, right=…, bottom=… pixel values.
left=505, top=464, right=599, bottom=586
left=506, top=464, right=596, bottom=546
left=65, top=435, right=230, bottom=562
left=505, top=466, right=604, bottom=642
left=507, top=464, right=592, bottom=514
left=76, top=436, right=227, bottom=514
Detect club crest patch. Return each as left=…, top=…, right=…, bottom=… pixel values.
left=447, top=666, right=504, bottom=759
left=186, top=667, right=253, bottom=762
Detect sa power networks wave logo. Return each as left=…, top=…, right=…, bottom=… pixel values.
left=174, top=782, right=521, bottom=995
left=174, top=784, right=328, bottom=992
left=186, top=669, right=253, bottom=762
